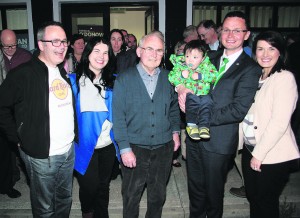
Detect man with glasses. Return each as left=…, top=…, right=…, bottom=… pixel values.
left=0, top=29, right=32, bottom=72
left=178, top=11, right=261, bottom=218
left=0, top=29, right=32, bottom=199
left=0, top=21, right=77, bottom=217
left=197, top=20, right=221, bottom=51
left=113, top=30, right=180, bottom=218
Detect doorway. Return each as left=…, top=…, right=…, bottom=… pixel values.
left=60, top=2, right=158, bottom=43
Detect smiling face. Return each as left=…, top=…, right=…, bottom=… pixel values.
left=136, top=35, right=164, bottom=74
left=185, top=48, right=204, bottom=70
left=88, top=42, right=109, bottom=78
left=110, top=31, right=123, bottom=54
left=255, top=40, right=280, bottom=75
left=38, top=25, right=68, bottom=67
left=221, top=17, right=250, bottom=56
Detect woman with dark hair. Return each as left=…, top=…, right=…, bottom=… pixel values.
left=240, top=31, right=300, bottom=218
left=65, top=34, right=85, bottom=73
left=69, top=36, right=120, bottom=218
left=109, top=29, right=126, bottom=57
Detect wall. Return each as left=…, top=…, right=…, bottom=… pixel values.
left=110, top=10, right=145, bottom=42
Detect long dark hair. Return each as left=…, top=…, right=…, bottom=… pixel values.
left=76, top=36, right=115, bottom=97
left=252, top=31, right=286, bottom=76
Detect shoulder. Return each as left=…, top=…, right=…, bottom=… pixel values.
left=238, top=53, right=261, bottom=75
left=272, top=70, right=296, bottom=84
left=116, top=67, right=138, bottom=80
left=16, top=48, right=32, bottom=57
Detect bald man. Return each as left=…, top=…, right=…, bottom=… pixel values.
left=0, top=29, right=32, bottom=199
left=0, top=29, right=32, bottom=72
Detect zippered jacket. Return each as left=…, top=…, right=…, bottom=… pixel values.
left=0, top=56, right=78, bottom=158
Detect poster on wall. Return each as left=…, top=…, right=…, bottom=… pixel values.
left=16, top=33, right=29, bottom=51
left=77, top=25, right=104, bottom=40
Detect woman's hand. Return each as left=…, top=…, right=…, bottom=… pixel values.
left=250, top=156, right=262, bottom=172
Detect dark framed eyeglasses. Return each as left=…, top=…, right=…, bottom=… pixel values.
left=40, top=39, right=69, bottom=47
left=220, top=29, right=248, bottom=35
left=1, top=44, right=17, bottom=50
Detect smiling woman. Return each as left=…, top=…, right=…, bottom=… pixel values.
left=69, top=36, right=120, bottom=218
left=241, top=31, right=300, bottom=218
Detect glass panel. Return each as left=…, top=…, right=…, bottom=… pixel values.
left=250, top=6, right=272, bottom=28
left=278, top=6, right=300, bottom=28
left=221, top=6, right=245, bottom=22
left=72, top=13, right=104, bottom=39
left=0, top=11, right=2, bottom=30
left=193, top=5, right=217, bottom=26
left=6, top=9, right=28, bottom=30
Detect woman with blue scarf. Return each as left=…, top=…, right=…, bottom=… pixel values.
left=69, top=36, right=120, bottom=218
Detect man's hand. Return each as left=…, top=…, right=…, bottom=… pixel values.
left=176, top=85, right=193, bottom=113
left=173, top=132, right=180, bottom=151
left=121, top=151, right=136, bottom=168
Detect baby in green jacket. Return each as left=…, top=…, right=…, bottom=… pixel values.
left=169, top=40, right=219, bottom=140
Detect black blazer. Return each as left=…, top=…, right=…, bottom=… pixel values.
left=204, top=50, right=261, bottom=155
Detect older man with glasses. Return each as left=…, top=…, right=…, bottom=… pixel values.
left=197, top=20, right=221, bottom=51
left=0, top=29, right=32, bottom=199
left=113, top=30, right=180, bottom=218
left=0, top=29, right=32, bottom=72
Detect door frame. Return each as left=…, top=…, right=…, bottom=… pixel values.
left=53, top=0, right=165, bottom=37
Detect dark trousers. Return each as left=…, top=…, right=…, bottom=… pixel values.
left=186, top=137, right=233, bottom=218
left=0, top=132, right=14, bottom=193
left=76, top=144, right=116, bottom=218
left=242, top=148, right=291, bottom=218
left=185, top=93, right=213, bottom=128
left=121, top=141, right=174, bottom=218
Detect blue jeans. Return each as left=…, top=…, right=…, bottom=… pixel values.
left=185, top=93, right=213, bottom=128
left=19, top=144, right=75, bottom=218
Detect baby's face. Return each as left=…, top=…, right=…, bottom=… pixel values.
left=185, top=49, right=204, bottom=70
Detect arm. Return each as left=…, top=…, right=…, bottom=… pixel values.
left=169, top=86, right=181, bottom=150
left=112, top=75, right=136, bottom=168
left=0, top=72, right=21, bottom=144
left=168, top=54, right=188, bottom=87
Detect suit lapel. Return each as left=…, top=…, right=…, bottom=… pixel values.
left=222, top=52, right=246, bottom=79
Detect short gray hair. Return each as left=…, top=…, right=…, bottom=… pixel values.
left=138, top=30, right=165, bottom=49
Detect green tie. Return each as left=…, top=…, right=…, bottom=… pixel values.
left=213, top=57, right=229, bottom=88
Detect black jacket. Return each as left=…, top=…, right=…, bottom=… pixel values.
left=0, top=56, right=78, bottom=158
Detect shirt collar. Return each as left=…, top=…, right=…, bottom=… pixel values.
left=137, top=62, right=160, bottom=78
left=209, top=40, right=220, bottom=51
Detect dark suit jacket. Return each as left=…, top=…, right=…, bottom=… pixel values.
left=116, top=48, right=139, bottom=73
left=204, top=50, right=261, bottom=155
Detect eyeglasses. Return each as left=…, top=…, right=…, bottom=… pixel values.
left=1, top=44, right=17, bottom=50
left=221, top=29, right=248, bottom=35
left=199, top=28, right=211, bottom=38
left=140, top=47, right=164, bottom=56
left=40, top=39, right=69, bottom=47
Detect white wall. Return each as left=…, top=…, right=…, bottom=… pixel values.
left=110, top=11, right=145, bottom=42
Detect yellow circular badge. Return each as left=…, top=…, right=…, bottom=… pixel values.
left=50, top=79, right=69, bottom=100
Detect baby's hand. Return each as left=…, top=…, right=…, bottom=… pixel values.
left=192, top=72, right=199, bottom=80
left=182, top=70, right=189, bottom=78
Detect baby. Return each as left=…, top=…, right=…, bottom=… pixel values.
left=169, top=40, right=219, bottom=140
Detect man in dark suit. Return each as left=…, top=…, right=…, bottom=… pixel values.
left=178, top=11, right=261, bottom=218
left=197, top=20, right=221, bottom=51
